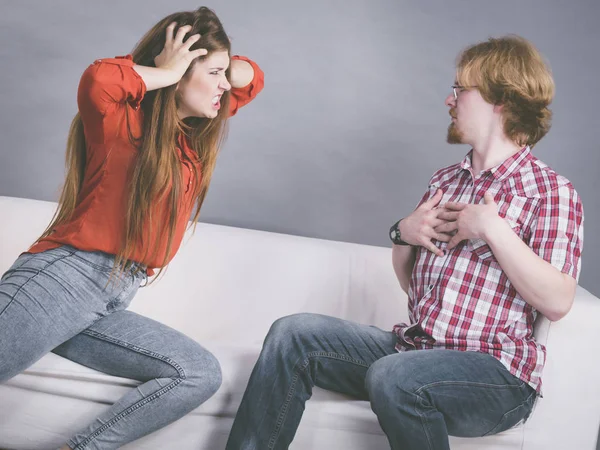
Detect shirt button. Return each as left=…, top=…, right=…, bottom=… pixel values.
left=428, top=284, right=434, bottom=290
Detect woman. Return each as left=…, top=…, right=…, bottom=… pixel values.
left=0, top=6, right=263, bottom=449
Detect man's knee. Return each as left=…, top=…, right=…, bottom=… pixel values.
left=266, top=313, right=324, bottom=347
left=365, top=353, right=426, bottom=409
left=365, top=355, right=398, bottom=400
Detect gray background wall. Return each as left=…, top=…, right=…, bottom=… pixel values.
left=4, top=0, right=598, bottom=293
left=1, top=0, right=599, bottom=447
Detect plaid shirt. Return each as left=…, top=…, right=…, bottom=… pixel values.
left=393, top=146, right=584, bottom=392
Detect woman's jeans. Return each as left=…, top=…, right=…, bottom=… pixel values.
left=0, top=245, right=222, bottom=450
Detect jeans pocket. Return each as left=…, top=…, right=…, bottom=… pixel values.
left=483, top=390, right=536, bottom=436
left=72, top=249, right=118, bottom=274
left=105, top=268, right=144, bottom=312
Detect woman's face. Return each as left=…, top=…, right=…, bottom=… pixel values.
left=176, top=51, right=231, bottom=119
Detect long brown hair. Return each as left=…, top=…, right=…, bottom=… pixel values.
left=38, top=7, right=231, bottom=279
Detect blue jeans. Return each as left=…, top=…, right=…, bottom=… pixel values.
left=0, top=246, right=222, bottom=450
left=226, top=313, right=536, bottom=450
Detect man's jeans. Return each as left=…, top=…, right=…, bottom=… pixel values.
left=227, top=313, right=536, bottom=450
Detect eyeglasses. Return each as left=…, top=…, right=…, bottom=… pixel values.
left=452, top=84, right=477, bottom=100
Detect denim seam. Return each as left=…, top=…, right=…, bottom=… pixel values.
left=268, top=351, right=369, bottom=449
left=2, top=253, right=33, bottom=276
left=414, top=379, right=525, bottom=395
left=415, top=393, right=436, bottom=450
left=483, top=401, right=527, bottom=437
left=69, top=329, right=186, bottom=450
left=0, top=249, right=77, bottom=319
left=483, top=389, right=537, bottom=437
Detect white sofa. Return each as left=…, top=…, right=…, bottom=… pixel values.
left=0, top=195, right=598, bottom=450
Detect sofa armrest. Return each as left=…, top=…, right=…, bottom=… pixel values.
left=523, top=286, right=600, bottom=449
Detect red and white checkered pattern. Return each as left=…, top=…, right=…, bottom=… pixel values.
left=393, top=147, right=584, bottom=392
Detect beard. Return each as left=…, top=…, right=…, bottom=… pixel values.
left=446, top=121, right=463, bottom=144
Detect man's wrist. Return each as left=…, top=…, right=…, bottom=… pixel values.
left=482, top=216, right=509, bottom=245
left=390, top=219, right=410, bottom=246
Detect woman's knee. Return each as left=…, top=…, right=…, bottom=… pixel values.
left=178, top=344, right=222, bottom=409
left=0, top=342, right=42, bottom=384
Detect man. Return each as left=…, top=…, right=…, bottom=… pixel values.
left=226, top=35, right=584, bottom=450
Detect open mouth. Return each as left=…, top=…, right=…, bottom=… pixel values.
left=212, top=95, right=222, bottom=109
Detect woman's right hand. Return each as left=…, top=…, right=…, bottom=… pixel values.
left=153, top=23, right=207, bottom=84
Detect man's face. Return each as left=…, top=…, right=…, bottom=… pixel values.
left=444, top=82, right=496, bottom=146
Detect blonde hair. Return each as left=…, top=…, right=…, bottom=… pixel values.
left=456, top=35, right=555, bottom=147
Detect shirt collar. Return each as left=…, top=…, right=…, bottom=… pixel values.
left=457, top=146, right=532, bottom=182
